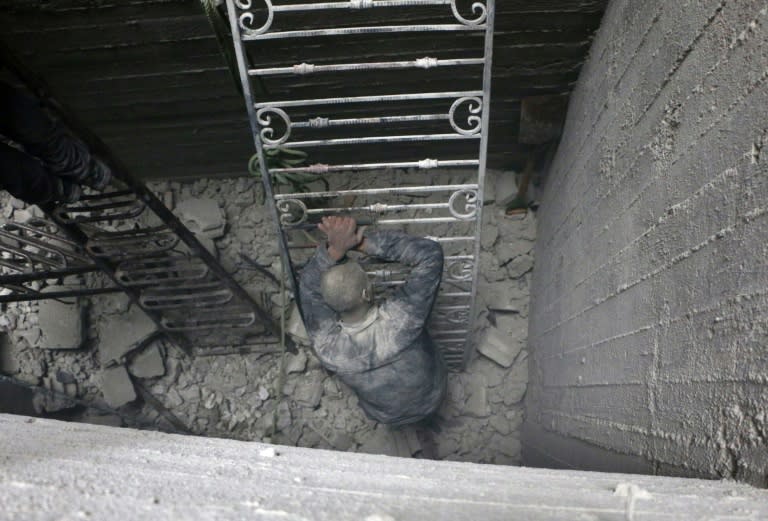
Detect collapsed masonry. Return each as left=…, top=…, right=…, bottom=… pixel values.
left=0, top=169, right=533, bottom=463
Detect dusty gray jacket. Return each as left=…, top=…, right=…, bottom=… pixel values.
left=299, top=231, right=447, bottom=426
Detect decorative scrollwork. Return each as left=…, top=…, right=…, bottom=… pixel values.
left=446, top=258, right=474, bottom=281
left=256, top=107, right=291, bottom=146
left=448, top=189, right=479, bottom=220
left=449, top=97, right=483, bottom=136
left=277, top=199, right=307, bottom=226
left=450, top=0, right=488, bottom=25
left=237, top=0, right=274, bottom=36
left=434, top=307, right=470, bottom=325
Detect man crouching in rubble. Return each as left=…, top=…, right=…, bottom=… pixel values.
left=299, top=215, right=446, bottom=427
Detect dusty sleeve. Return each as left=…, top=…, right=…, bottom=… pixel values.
left=361, top=230, right=444, bottom=334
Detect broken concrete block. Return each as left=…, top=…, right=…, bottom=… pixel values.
left=100, top=365, right=136, bottom=408
left=12, top=209, right=33, bottom=222
left=175, top=198, right=226, bottom=239
left=294, top=380, right=323, bottom=409
left=37, top=287, right=83, bottom=350
left=477, top=326, right=524, bottom=368
left=129, top=344, right=165, bottom=379
left=285, top=350, right=308, bottom=374
left=494, top=171, right=519, bottom=207
left=286, top=303, right=310, bottom=346
left=463, top=374, right=490, bottom=418
left=99, top=306, right=157, bottom=365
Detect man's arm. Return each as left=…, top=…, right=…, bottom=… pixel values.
left=359, top=230, right=444, bottom=333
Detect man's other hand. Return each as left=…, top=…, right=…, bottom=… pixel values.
left=318, top=216, right=363, bottom=261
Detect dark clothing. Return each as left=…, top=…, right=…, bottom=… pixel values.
left=299, top=231, right=447, bottom=426
left=0, top=81, right=90, bottom=204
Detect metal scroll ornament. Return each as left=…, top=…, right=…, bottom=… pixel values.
left=435, top=307, right=470, bottom=325
left=256, top=107, right=292, bottom=146
left=450, top=0, right=488, bottom=26
left=446, top=258, right=474, bottom=282
left=236, top=0, right=274, bottom=36
left=277, top=199, right=308, bottom=226
left=449, top=97, right=482, bottom=136
left=448, top=189, right=479, bottom=220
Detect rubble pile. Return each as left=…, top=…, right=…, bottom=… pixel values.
left=0, top=170, right=534, bottom=464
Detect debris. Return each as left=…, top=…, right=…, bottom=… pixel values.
left=477, top=326, right=523, bottom=368
left=285, top=351, right=308, bottom=374
left=100, top=365, right=137, bottom=408
left=129, top=345, right=166, bottom=379
left=99, top=306, right=157, bottom=365
left=175, top=197, right=226, bottom=239
left=294, top=380, right=323, bottom=409
left=286, top=303, right=311, bottom=346
left=463, top=375, right=490, bottom=418
left=37, top=288, right=83, bottom=350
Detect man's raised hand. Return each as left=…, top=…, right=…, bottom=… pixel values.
left=319, top=216, right=361, bottom=261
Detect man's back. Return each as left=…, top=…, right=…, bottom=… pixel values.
left=299, top=228, right=447, bottom=426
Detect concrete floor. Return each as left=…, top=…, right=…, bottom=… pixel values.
left=1, top=413, right=767, bottom=521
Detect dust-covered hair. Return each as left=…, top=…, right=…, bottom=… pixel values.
left=320, top=261, right=370, bottom=313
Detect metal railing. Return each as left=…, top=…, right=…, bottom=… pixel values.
left=227, top=0, right=495, bottom=369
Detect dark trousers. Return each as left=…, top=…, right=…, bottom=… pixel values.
left=0, top=81, right=89, bottom=205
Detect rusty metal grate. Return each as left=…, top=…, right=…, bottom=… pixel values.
left=226, top=0, right=495, bottom=369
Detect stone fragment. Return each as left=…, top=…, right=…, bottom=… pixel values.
left=99, top=306, right=157, bottom=365
left=477, top=326, right=523, bottom=368
left=286, top=304, right=311, bottom=346
left=37, top=287, right=83, bottom=350
left=490, top=415, right=511, bottom=436
left=175, top=198, right=226, bottom=239
left=100, top=365, right=136, bottom=408
left=2, top=204, right=12, bottom=218
left=506, top=254, right=534, bottom=279
left=436, top=436, right=460, bottom=459
left=285, top=351, right=308, bottom=374
left=129, top=345, right=166, bottom=379
left=494, top=171, right=519, bottom=207
left=358, top=426, right=399, bottom=456
left=496, top=241, right=532, bottom=265
left=10, top=197, right=25, bottom=209
left=294, top=380, right=323, bottom=409
left=480, top=224, right=498, bottom=249
left=463, top=374, right=490, bottom=418
left=12, top=209, right=33, bottom=222
left=503, top=351, right=529, bottom=406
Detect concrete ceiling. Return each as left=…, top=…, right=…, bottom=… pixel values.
left=0, top=0, right=607, bottom=180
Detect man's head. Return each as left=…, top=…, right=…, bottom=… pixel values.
left=320, top=261, right=373, bottom=315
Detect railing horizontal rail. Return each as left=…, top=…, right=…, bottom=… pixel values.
left=249, top=57, right=484, bottom=76
left=243, top=25, right=484, bottom=41
left=274, top=183, right=477, bottom=199
left=270, top=158, right=478, bottom=174
left=254, top=91, right=482, bottom=109
left=269, top=133, right=480, bottom=148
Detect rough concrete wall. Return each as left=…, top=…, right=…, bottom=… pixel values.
left=3, top=414, right=768, bottom=520
left=524, top=0, right=768, bottom=486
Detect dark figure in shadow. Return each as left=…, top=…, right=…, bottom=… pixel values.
left=0, top=81, right=111, bottom=205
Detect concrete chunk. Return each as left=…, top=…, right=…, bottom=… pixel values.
left=128, top=345, right=165, bottom=379
left=477, top=326, right=523, bottom=368
left=37, top=288, right=83, bottom=350
left=175, top=198, right=226, bottom=239
left=100, top=365, right=136, bottom=408
left=99, top=307, right=157, bottom=365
